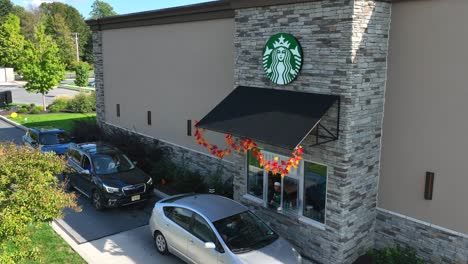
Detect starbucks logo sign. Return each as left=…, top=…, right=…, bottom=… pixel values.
left=263, top=33, right=303, bottom=85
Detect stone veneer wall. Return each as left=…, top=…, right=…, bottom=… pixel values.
left=92, top=31, right=105, bottom=125
left=99, top=122, right=239, bottom=184
left=376, top=209, right=468, bottom=264
left=232, top=1, right=391, bottom=263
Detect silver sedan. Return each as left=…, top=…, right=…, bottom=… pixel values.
left=149, top=194, right=303, bottom=264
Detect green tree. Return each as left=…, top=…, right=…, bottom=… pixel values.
left=0, top=14, right=25, bottom=69
left=48, top=14, right=76, bottom=68
left=20, top=25, right=65, bottom=110
left=16, top=6, right=44, bottom=41
left=0, top=144, right=79, bottom=263
left=74, top=61, right=90, bottom=87
left=40, top=2, right=91, bottom=62
left=0, top=0, right=13, bottom=23
left=89, top=0, right=117, bottom=19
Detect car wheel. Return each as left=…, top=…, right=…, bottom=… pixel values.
left=92, top=190, right=105, bottom=211
left=154, top=231, right=169, bottom=255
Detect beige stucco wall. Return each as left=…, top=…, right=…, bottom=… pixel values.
left=102, top=18, right=234, bottom=156
left=379, top=0, right=468, bottom=234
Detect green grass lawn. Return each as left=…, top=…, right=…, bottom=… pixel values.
left=9, top=113, right=96, bottom=132
left=1, top=223, right=85, bottom=264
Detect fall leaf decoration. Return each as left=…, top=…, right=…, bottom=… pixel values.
left=194, top=121, right=304, bottom=177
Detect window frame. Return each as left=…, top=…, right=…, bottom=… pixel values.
left=245, top=150, right=329, bottom=227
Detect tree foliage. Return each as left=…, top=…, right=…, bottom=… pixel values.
left=0, top=144, right=79, bottom=263
left=40, top=2, right=91, bottom=62
left=0, top=0, right=13, bottom=23
left=20, top=25, right=65, bottom=110
left=74, top=61, right=90, bottom=87
left=0, top=13, right=25, bottom=68
left=48, top=14, right=76, bottom=68
left=89, top=0, right=117, bottom=19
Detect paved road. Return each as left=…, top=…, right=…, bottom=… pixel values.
left=0, top=82, right=79, bottom=105
left=0, top=118, right=24, bottom=144
left=56, top=192, right=159, bottom=244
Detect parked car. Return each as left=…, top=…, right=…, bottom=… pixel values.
left=63, top=142, right=154, bottom=210
left=88, top=81, right=95, bottom=87
left=149, top=194, right=303, bottom=264
left=22, top=127, right=74, bottom=155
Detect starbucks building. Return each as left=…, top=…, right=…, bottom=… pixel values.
left=88, top=0, right=468, bottom=263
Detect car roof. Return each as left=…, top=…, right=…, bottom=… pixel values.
left=30, top=127, right=65, bottom=133
left=162, top=194, right=248, bottom=222
left=74, top=142, right=120, bottom=155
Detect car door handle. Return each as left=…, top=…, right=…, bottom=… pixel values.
left=189, top=239, right=194, bottom=244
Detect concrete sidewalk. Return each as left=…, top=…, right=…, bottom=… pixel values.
left=52, top=221, right=183, bottom=264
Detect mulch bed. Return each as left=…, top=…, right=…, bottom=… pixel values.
left=353, top=255, right=373, bottom=264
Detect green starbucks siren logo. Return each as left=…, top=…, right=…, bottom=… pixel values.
left=263, top=33, right=303, bottom=85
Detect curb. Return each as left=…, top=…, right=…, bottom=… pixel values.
left=58, top=86, right=95, bottom=92
left=0, top=115, right=27, bottom=131
left=51, top=221, right=94, bottom=264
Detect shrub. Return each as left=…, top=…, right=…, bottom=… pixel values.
left=17, top=107, right=28, bottom=113
left=74, top=62, right=90, bottom=87
left=0, top=144, right=79, bottom=263
left=48, top=96, right=70, bottom=113
left=30, top=106, right=42, bottom=114
left=70, top=119, right=102, bottom=143
left=369, top=246, right=424, bottom=264
left=68, top=93, right=95, bottom=113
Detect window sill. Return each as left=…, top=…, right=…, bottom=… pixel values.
left=243, top=194, right=264, bottom=205
left=298, top=216, right=326, bottom=230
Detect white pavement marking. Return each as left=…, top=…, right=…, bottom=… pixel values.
left=52, top=222, right=184, bottom=264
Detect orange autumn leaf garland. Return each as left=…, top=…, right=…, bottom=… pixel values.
left=194, top=121, right=304, bottom=177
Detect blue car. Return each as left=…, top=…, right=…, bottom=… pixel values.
left=22, top=127, right=74, bottom=155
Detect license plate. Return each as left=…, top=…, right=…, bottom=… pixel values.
left=131, top=195, right=141, bottom=201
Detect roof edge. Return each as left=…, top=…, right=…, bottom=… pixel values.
left=87, top=0, right=233, bottom=31
left=87, top=0, right=395, bottom=31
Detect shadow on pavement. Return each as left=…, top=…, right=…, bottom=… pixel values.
left=56, top=190, right=160, bottom=244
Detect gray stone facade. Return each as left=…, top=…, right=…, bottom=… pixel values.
left=99, top=122, right=239, bottom=185
left=233, top=1, right=391, bottom=263
left=376, top=209, right=468, bottom=264
left=92, top=31, right=105, bottom=125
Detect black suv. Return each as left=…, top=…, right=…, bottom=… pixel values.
left=64, top=142, right=154, bottom=210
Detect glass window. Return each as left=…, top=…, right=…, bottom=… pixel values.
left=267, top=172, right=298, bottom=213
left=30, top=131, right=39, bottom=142
left=213, top=211, right=278, bottom=254
left=166, top=207, right=192, bottom=231
left=247, top=151, right=263, bottom=199
left=91, top=151, right=134, bottom=174
left=69, top=149, right=82, bottom=164
left=282, top=176, right=298, bottom=213
left=82, top=156, right=92, bottom=171
left=303, top=162, right=327, bottom=223
left=39, top=132, right=71, bottom=145
left=191, top=214, right=216, bottom=243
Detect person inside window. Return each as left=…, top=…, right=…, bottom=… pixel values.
left=270, top=182, right=282, bottom=210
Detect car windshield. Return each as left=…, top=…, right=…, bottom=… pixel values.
left=91, top=151, right=134, bottom=174
left=213, top=211, right=278, bottom=254
left=39, top=132, right=71, bottom=145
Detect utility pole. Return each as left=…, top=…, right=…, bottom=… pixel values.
left=72, top=32, right=79, bottom=62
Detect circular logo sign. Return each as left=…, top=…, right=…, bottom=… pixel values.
left=263, top=33, right=303, bottom=85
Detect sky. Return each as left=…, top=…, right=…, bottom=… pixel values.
left=11, top=0, right=215, bottom=19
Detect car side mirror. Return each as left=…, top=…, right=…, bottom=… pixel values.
left=81, top=169, right=90, bottom=175
left=204, top=242, right=216, bottom=249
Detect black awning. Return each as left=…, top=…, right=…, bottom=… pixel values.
left=196, top=86, right=340, bottom=150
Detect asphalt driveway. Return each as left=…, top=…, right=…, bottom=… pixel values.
left=56, top=191, right=159, bottom=244
left=0, top=82, right=79, bottom=105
